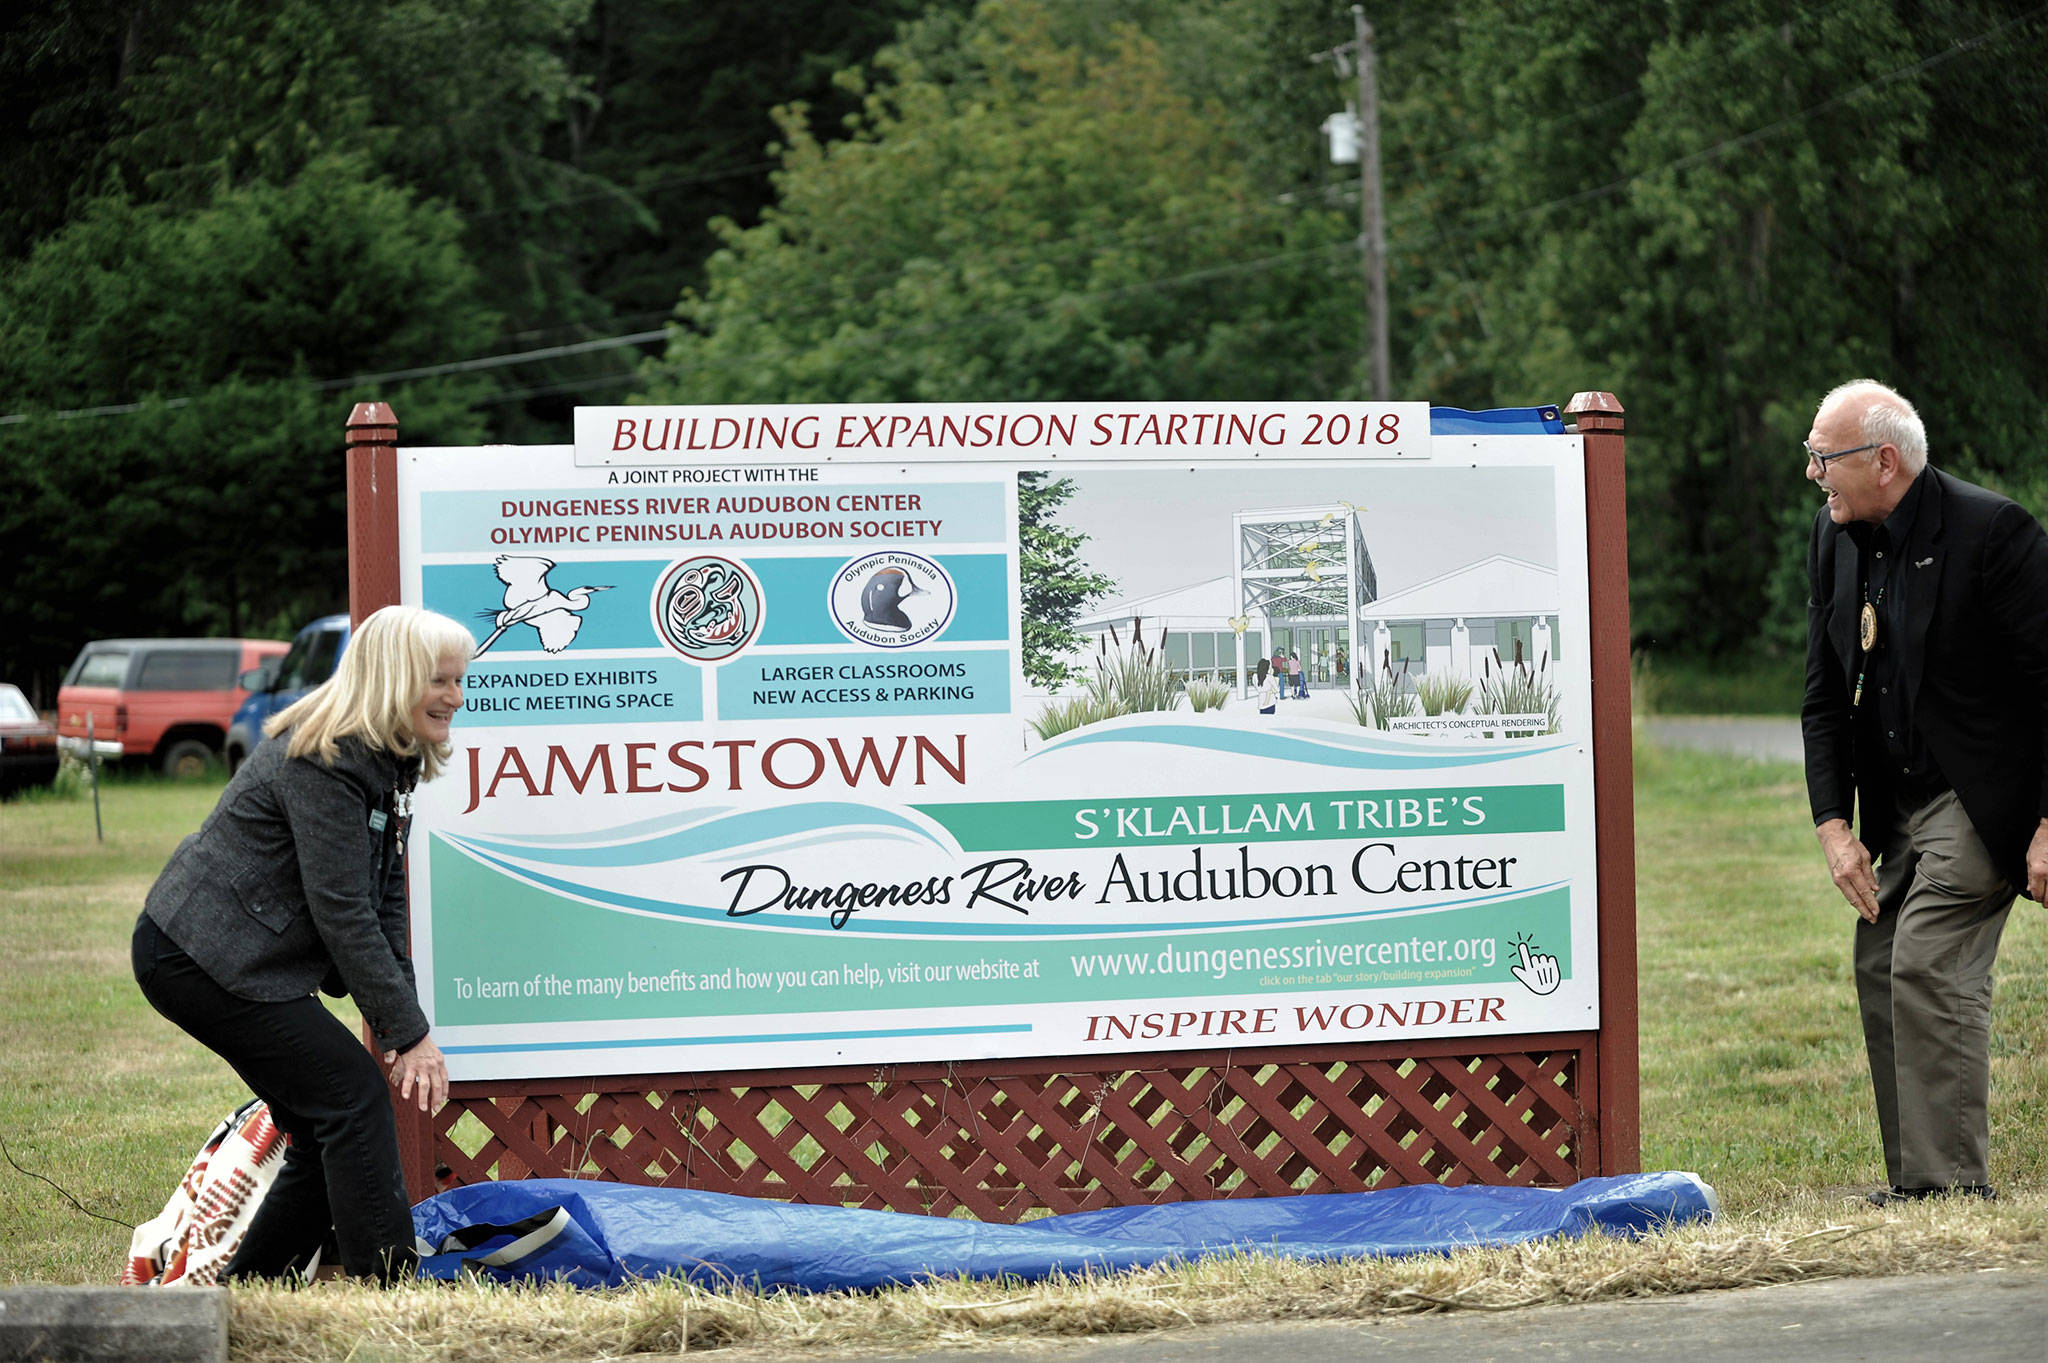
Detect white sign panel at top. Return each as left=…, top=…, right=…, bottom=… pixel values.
left=575, top=402, right=1431, bottom=465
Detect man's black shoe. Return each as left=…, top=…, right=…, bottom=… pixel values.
left=1866, top=1184, right=1996, bottom=1207
left=1867, top=1185, right=1925, bottom=1207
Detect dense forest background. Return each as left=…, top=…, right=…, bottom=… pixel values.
left=4, top=0, right=2043, bottom=702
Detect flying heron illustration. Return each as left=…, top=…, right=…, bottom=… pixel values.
left=473, top=555, right=612, bottom=657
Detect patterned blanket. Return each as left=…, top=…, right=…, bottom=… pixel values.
left=121, top=1099, right=288, bottom=1286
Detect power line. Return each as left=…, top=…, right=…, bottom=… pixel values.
left=458, top=158, right=782, bottom=221
left=503, top=308, right=676, bottom=345
left=641, top=239, right=1361, bottom=384
left=539, top=1, right=2040, bottom=355
left=512, top=6, right=2048, bottom=402
left=605, top=7, right=2048, bottom=395
left=487, top=236, right=1367, bottom=407
left=3, top=4, right=2037, bottom=427
left=0, top=329, right=675, bottom=425
left=306, top=329, right=668, bottom=389
left=0, top=186, right=1342, bottom=425
left=637, top=0, right=2029, bottom=337
left=16, top=10, right=1819, bottom=424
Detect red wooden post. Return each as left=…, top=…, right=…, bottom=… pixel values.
left=1566, top=391, right=1639, bottom=1175
left=346, top=403, right=401, bottom=622
left=343, top=401, right=437, bottom=1200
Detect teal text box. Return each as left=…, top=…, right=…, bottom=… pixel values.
left=917, top=785, right=1563, bottom=851
left=461, top=657, right=702, bottom=726
left=717, top=651, right=1011, bottom=719
left=424, top=554, right=1009, bottom=655
left=419, top=483, right=1008, bottom=554
left=428, top=836, right=1574, bottom=1026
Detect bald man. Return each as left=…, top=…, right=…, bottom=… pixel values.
left=1801, top=380, right=2048, bottom=1205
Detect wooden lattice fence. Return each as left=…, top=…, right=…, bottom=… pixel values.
left=430, top=1037, right=1591, bottom=1220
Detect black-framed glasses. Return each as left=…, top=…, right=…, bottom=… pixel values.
left=1804, top=440, right=1880, bottom=469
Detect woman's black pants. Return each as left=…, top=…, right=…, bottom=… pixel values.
left=132, top=914, right=417, bottom=1282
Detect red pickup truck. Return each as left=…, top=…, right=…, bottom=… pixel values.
left=57, top=637, right=288, bottom=776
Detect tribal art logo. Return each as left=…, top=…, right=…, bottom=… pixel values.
left=652, top=555, right=764, bottom=662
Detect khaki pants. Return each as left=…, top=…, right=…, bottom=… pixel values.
left=1856, top=790, right=2014, bottom=1189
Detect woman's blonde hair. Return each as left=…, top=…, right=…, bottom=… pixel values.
left=266, top=606, right=475, bottom=780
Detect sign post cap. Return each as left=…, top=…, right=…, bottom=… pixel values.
left=1565, top=392, right=1624, bottom=432
left=346, top=401, right=398, bottom=442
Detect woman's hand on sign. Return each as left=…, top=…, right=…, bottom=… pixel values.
left=384, top=1035, right=449, bottom=1112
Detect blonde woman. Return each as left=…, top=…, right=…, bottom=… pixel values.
left=132, top=606, right=473, bottom=1283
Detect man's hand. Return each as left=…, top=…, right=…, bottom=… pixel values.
left=382, top=1035, right=449, bottom=1113
left=1816, top=818, right=1881, bottom=923
left=2027, top=819, right=2048, bottom=903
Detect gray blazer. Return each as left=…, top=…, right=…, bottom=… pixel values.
left=144, top=732, right=431, bottom=1052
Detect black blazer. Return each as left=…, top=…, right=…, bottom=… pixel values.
left=1803, top=466, right=2048, bottom=894
left=144, top=732, right=430, bottom=1051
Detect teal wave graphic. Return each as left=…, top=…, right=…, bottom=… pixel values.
left=1024, top=721, right=1568, bottom=770
left=436, top=833, right=1565, bottom=938
left=699, top=828, right=934, bottom=862
left=449, top=802, right=949, bottom=868
left=467, top=806, right=738, bottom=848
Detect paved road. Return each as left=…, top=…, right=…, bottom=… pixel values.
left=857, top=1268, right=2048, bottom=1363
left=1641, top=715, right=1802, bottom=764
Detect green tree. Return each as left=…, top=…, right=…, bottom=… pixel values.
left=1894, top=1, right=2048, bottom=512
left=0, top=0, right=971, bottom=698
left=101, top=0, right=604, bottom=436
left=551, top=0, right=956, bottom=317
left=0, top=158, right=496, bottom=696
left=644, top=0, right=1358, bottom=405
left=1017, top=472, right=1113, bottom=687
left=1600, top=2, right=1936, bottom=657
left=0, top=0, right=188, bottom=260
left=1251, top=2, right=2044, bottom=661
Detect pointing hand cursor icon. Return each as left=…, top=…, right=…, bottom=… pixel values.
left=1511, top=941, right=1560, bottom=995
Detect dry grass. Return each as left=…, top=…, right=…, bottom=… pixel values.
left=227, top=1194, right=2046, bottom=1361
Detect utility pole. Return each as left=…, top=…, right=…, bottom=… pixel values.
left=1313, top=6, right=1389, bottom=400
left=1354, top=6, right=1389, bottom=401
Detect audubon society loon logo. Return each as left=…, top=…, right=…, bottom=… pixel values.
left=830, top=550, right=955, bottom=649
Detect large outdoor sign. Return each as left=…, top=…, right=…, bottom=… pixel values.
left=399, top=402, right=1599, bottom=1081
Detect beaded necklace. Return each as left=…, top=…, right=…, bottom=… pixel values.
left=1853, top=583, right=1884, bottom=708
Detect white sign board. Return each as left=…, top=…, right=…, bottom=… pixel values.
left=398, top=402, right=1598, bottom=1080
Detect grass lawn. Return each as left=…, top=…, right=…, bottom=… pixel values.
left=1637, top=653, right=1805, bottom=716
left=0, top=771, right=369, bottom=1281
left=1, top=746, right=2042, bottom=1350
left=1633, top=742, right=2045, bottom=1200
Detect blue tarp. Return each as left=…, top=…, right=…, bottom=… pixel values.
left=413, top=1172, right=1716, bottom=1291
left=1429, top=405, right=1566, bottom=435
